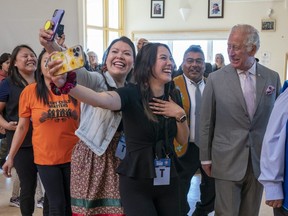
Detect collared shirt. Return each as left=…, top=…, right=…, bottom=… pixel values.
left=183, top=74, right=205, bottom=143
left=237, top=61, right=257, bottom=99
left=258, top=86, right=288, bottom=201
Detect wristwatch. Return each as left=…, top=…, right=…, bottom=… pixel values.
left=176, top=114, right=187, bottom=123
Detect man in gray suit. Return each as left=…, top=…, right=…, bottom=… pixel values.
left=199, top=24, right=281, bottom=216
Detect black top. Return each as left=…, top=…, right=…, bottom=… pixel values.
left=116, top=83, right=183, bottom=178
left=0, top=78, right=33, bottom=148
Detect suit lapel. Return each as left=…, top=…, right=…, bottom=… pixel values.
left=224, top=65, right=248, bottom=113
left=254, top=64, right=267, bottom=115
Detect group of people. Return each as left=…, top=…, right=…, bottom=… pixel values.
left=0, top=22, right=286, bottom=216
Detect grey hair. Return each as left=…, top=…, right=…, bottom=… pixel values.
left=230, top=24, right=260, bottom=52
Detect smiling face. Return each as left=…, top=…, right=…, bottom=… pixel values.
left=227, top=29, right=256, bottom=70
left=182, top=51, right=205, bottom=83
left=14, top=47, right=37, bottom=75
left=105, top=41, right=134, bottom=80
left=150, top=46, right=174, bottom=85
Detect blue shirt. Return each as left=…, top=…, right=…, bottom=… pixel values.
left=259, top=81, right=288, bottom=204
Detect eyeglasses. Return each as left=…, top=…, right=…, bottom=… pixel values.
left=185, top=58, right=204, bottom=65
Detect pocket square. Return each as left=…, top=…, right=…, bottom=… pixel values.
left=266, top=85, right=275, bottom=95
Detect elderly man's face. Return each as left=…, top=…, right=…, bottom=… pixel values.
left=227, top=30, right=256, bottom=70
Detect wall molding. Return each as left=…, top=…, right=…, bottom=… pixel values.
left=131, top=29, right=230, bottom=41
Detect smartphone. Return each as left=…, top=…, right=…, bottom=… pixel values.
left=50, top=45, right=85, bottom=76
left=56, top=24, right=64, bottom=37
left=44, top=9, right=65, bottom=41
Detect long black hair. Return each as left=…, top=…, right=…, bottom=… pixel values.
left=9, top=44, right=37, bottom=86
left=133, top=43, right=178, bottom=122
left=35, top=49, right=77, bottom=106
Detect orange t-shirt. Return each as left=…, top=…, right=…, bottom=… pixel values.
left=19, top=83, right=80, bottom=165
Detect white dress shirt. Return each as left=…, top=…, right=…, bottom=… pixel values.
left=183, top=74, right=205, bottom=143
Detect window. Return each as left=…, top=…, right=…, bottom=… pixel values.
left=148, top=39, right=228, bottom=68
left=85, top=0, right=124, bottom=61
left=132, top=30, right=230, bottom=68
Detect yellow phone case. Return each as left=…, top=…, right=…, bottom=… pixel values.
left=51, top=45, right=85, bottom=76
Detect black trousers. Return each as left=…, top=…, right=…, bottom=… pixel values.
left=13, top=147, right=38, bottom=216
left=274, top=207, right=288, bottom=216
left=0, top=137, right=8, bottom=160
left=179, top=142, right=215, bottom=216
left=37, top=162, right=72, bottom=216
left=119, top=175, right=181, bottom=216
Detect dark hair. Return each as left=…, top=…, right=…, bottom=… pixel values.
left=101, top=36, right=136, bottom=88
left=35, top=49, right=50, bottom=105
left=102, top=36, right=136, bottom=65
left=134, top=42, right=176, bottom=122
left=183, top=45, right=205, bottom=61
left=9, top=44, right=37, bottom=86
left=0, top=53, right=11, bottom=69
left=35, top=49, right=77, bottom=106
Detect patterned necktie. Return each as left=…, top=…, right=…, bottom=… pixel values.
left=192, top=81, right=202, bottom=145
left=243, top=71, right=255, bottom=120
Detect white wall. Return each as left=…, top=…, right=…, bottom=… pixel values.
left=0, top=0, right=79, bottom=55
left=125, top=0, right=288, bottom=81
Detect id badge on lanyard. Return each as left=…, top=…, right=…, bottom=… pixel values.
left=153, top=158, right=171, bottom=186
left=115, top=133, right=126, bottom=160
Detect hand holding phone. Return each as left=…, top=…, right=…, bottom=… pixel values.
left=44, top=9, right=65, bottom=41
left=50, top=45, right=85, bottom=76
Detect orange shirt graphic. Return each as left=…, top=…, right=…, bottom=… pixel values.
left=19, top=83, right=80, bottom=165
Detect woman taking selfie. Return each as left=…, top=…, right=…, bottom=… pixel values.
left=40, top=27, right=135, bottom=215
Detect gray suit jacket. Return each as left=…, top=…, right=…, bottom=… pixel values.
left=199, top=63, right=281, bottom=181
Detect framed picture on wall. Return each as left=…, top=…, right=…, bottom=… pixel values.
left=208, top=0, right=224, bottom=18
left=261, top=19, right=276, bottom=32
left=151, top=0, right=165, bottom=18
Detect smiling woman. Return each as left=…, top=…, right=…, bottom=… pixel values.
left=39, top=36, right=137, bottom=216
left=0, top=45, right=39, bottom=216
